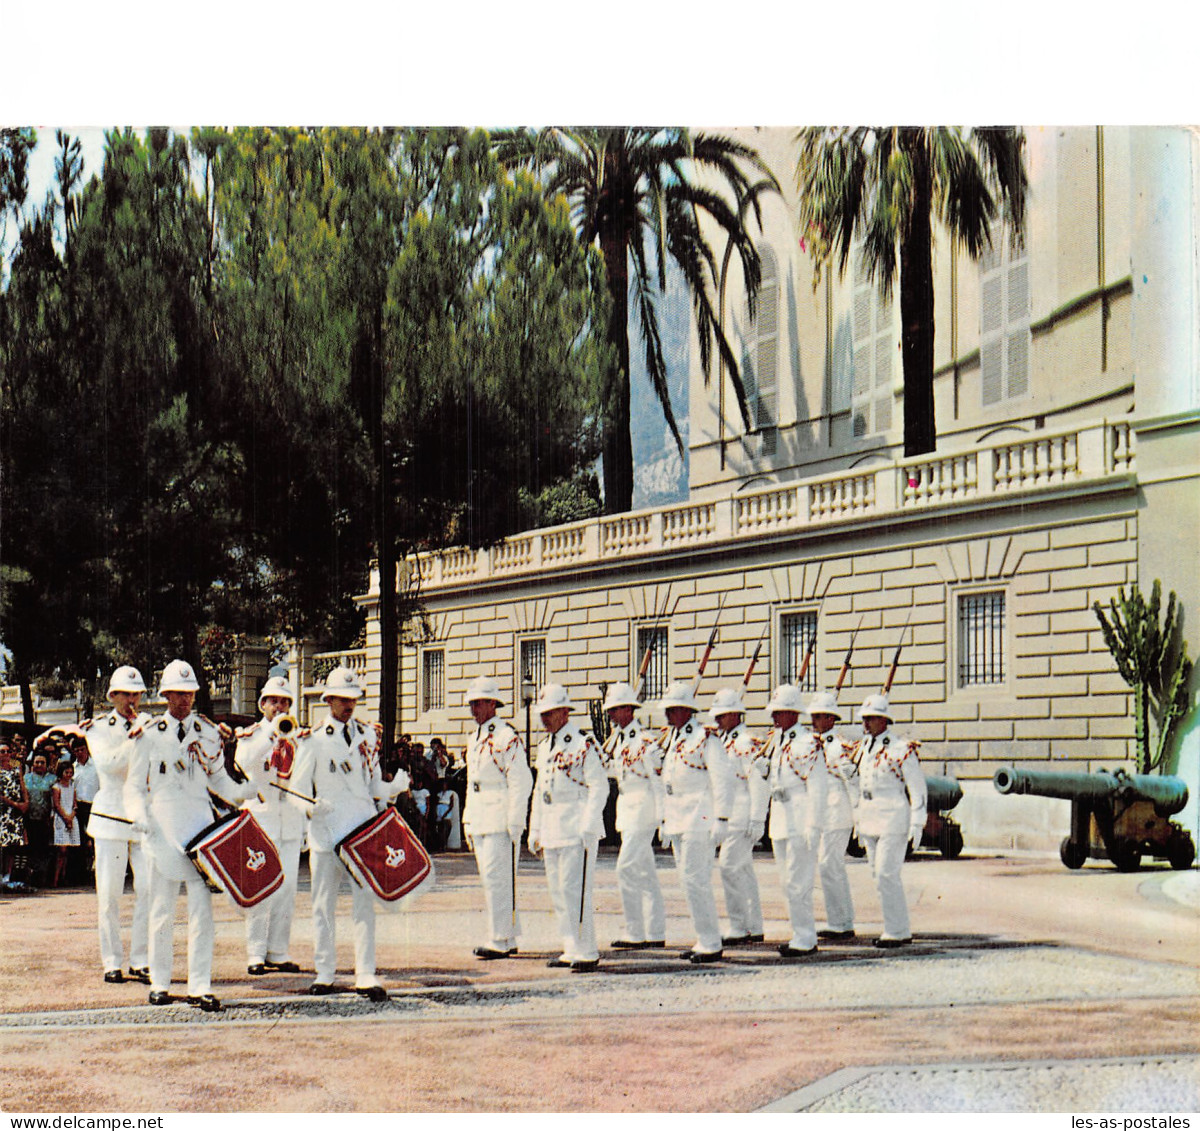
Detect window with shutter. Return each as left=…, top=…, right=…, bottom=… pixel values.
left=743, top=245, right=779, bottom=455
left=979, top=224, right=1031, bottom=407
left=850, top=247, right=896, bottom=437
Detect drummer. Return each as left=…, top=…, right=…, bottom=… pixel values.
left=286, top=666, right=409, bottom=1001
left=123, top=659, right=253, bottom=1012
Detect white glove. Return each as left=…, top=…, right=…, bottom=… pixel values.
left=751, top=821, right=766, bottom=844
left=909, top=822, right=925, bottom=850
left=528, top=834, right=542, bottom=854
left=313, top=797, right=336, bottom=820
left=508, top=826, right=525, bottom=844
left=130, top=820, right=150, bottom=837
left=713, top=817, right=730, bottom=845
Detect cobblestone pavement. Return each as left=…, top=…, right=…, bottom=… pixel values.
left=1, top=849, right=1196, bottom=1112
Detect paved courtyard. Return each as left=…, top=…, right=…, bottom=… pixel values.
left=1, top=846, right=1197, bottom=1113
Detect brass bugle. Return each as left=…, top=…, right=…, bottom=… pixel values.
left=271, top=714, right=299, bottom=740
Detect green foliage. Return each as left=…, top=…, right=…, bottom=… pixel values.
left=1093, top=580, right=1194, bottom=773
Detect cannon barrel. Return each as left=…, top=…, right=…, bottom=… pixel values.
left=925, top=775, right=963, bottom=812
left=993, top=766, right=1189, bottom=816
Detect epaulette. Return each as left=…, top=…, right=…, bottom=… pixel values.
left=129, top=724, right=145, bottom=739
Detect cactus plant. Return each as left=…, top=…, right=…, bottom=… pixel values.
left=1093, top=581, right=1193, bottom=773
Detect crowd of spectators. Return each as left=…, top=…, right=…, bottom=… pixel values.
left=387, top=734, right=464, bottom=854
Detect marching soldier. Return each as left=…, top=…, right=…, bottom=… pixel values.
left=808, top=691, right=859, bottom=941
left=603, top=681, right=666, bottom=950
left=236, top=676, right=305, bottom=976
left=709, top=687, right=769, bottom=946
left=765, top=683, right=829, bottom=958
left=287, top=666, right=408, bottom=1000
left=124, top=659, right=253, bottom=1011
left=81, top=665, right=155, bottom=986
left=853, top=694, right=926, bottom=948
left=659, top=681, right=734, bottom=963
left=528, top=684, right=608, bottom=971
left=462, top=676, right=532, bottom=960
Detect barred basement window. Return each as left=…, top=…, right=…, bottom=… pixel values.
left=421, top=649, right=445, bottom=712
left=958, top=592, right=1006, bottom=686
left=635, top=624, right=669, bottom=701
left=519, top=638, right=546, bottom=699
left=780, top=611, right=818, bottom=692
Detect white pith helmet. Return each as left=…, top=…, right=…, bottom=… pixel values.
left=107, top=665, right=147, bottom=698
left=805, top=690, right=844, bottom=720
left=321, top=666, right=364, bottom=701
left=258, top=676, right=295, bottom=709
left=159, top=659, right=200, bottom=693
left=708, top=686, right=746, bottom=723
left=465, top=675, right=505, bottom=707
left=766, top=683, right=805, bottom=714
left=859, top=693, right=894, bottom=722
left=534, top=683, right=574, bottom=716
left=659, top=680, right=700, bottom=713
left=603, top=681, right=642, bottom=711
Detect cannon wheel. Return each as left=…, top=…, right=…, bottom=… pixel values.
left=938, top=824, right=964, bottom=859
left=1059, top=837, right=1088, bottom=869
left=1166, top=832, right=1196, bottom=871
left=1109, top=839, right=1143, bottom=872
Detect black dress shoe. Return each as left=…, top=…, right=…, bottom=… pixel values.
left=610, top=939, right=645, bottom=949
left=873, top=937, right=911, bottom=949
left=643, top=940, right=666, bottom=948
left=308, top=982, right=337, bottom=995
left=247, top=963, right=269, bottom=976
left=546, top=957, right=572, bottom=968
left=356, top=986, right=388, bottom=1002
left=264, top=960, right=301, bottom=973
left=677, top=949, right=693, bottom=961
left=473, top=946, right=513, bottom=960
left=688, top=949, right=723, bottom=964
left=746, top=934, right=765, bottom=943
left=721, top=933, right=751, bottom=946
left=570, top=959, right=599, bottom=972
left=778, top=944, right=818, bottom=958
left=188, top=994, right=222, bottom=1012
left=148, top=991, right=171, bottom=1005
left=818, top=929, right=856, bottom=941
left=103, top=970, right=125, bottom=984
left=127, top=967, right=151, bottom=984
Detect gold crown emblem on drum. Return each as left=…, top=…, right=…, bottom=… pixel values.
left=385, top=844, right=407, bottom=868
left=246, top=847, right=267, bottom=872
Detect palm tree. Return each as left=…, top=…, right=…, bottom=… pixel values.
left=494, top=127, right=777, bottom=513
left=795, top=127, right=1027, bottom=457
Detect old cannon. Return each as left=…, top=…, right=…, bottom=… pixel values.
left=848, top=774, right=966, bottom=859
left=992, top=765, right=1194, bottom=871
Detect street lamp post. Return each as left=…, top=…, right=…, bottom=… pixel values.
left=521, top=670, right=535, bottom=757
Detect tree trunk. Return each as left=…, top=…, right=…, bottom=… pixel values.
left=373, top=304, right=397, bottom=772
left=899, top=131, right=937, bottom=458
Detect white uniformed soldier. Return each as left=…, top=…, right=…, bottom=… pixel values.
left=528, top=684, right=608, bottom=971
left=765, top=683, right=829, bottom=958
left=603, top=681, right=666, bottom=950
left=659, top=681, right=735, bottom=963
left=462, top=676, right=533, bottom=960
left=236, top=676, right=305, bottom=976
left=853, top=694, right=927, bottom=947
left=124, top=659, right=253, bottom=1011
left=287, top=665, right=408, bottom=1000
left=807, top=691, right=859, bottom=941
left=81, top=665, right=155, bottom=986
left=709, top=687, right=769, bottom=946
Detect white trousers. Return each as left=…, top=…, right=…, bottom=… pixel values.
left=818, top=826, right=855, bottom=932
left=614, top=825, right=665, bottom=942
left=717, top=829, right=763, bottom=936
left=473, top=833, right=519, bottom=950
left=310, top=848, right=378, bottom=987
left=245, top=837, right=303, bottom=963
left=861, top=832, right=911, bottom=940
left=148, top=867, right=213, bottom=996
left=771, top=834, right=818, bottom=950
left=543, top=838, right=599, bottom=962
left=671, top=831, right=721, bottom=954
left=94, top=838, right=152, bottom=973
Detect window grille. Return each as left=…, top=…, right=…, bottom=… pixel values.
left=421, top=649, right=445, bottom=712
left=519, top=638, right=546, bottom=700
left=780, top=611, right=818, bottom=692
left=635, top=624, right=669, bottom=701
left=958, top=592, right=1006, bottom=686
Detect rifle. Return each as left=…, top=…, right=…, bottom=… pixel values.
left=689, top=590, right=728, bottom=697
left=742, top=622, right=769, bottom=688
left=834, top=614, right=864, bottom=693
left=795, top=625, right=818, bottom=687
left=631, top=584, right=673, bottom=702
left=882, top=610, right=913, bottom=694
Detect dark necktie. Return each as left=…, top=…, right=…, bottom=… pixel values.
left=177, top=722, right=186, bottom=742
left=343, top=723, right=352, bottom=746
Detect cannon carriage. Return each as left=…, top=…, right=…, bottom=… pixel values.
left=993, top=765, right=1194, bottom=871
left=847, top=774, right=966, bottom=859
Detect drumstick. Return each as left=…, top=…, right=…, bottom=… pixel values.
left=269, top=781, right=317, bottom=804
left=91, top=810, right=133, bottom=825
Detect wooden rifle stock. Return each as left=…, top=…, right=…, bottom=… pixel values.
left=834, top=614, right=864, bottom=693
left=742, top=622, right=769, bottom=688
